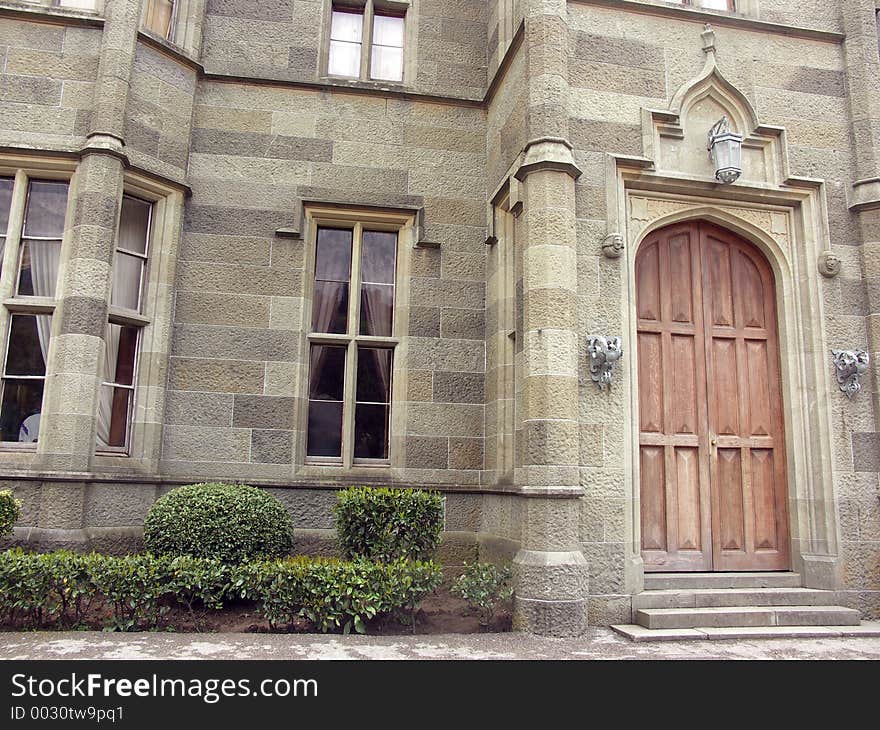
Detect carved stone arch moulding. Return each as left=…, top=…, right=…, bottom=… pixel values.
left=635, top=26, right=803, bottom=190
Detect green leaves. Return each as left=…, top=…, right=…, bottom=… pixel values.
left=451, top=562, right=514, bottom=626
left=333, top=487, right=444, bottom=562
left=143, top=483, right=294, bottom=564
left=0, top=490, right=21, bottom=538
left=229, top=556, right=442, bottom=633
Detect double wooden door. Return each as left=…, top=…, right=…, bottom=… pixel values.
left=637, top=221, right=790, bottom=572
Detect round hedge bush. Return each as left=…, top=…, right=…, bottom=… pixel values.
left=144, top=483, right=293, bottom=563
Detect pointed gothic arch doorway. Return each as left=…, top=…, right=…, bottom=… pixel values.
left=636, top=220, right=790, bottom=572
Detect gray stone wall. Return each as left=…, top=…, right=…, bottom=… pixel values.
left=200, top=0, right=488, bottom=100
left=0, top=18, right=101, bottom=148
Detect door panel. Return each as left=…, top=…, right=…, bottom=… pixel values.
left=637, top=221, right=790, bottom=571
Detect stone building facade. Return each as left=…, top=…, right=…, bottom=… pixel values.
left=0, top=0, right=878, bottom=636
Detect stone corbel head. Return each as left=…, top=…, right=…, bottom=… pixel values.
left=831, top=349, right=870, bottom=399
left=601, top=233, right=625, bottom=259
left=817, top=251, right=841, bottom=278
left=587, top=336, right=623, bottom=390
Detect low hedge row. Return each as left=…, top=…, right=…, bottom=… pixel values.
left=0, top=550, right=441, bottom=634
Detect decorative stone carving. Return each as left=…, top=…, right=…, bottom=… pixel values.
left=831, top=349, right=870, bottom=399
left=587, top=336, right=623, bottom=390
left=601, top=233, right=624, bottom=259
left=817, top=251, right=841, bottom=278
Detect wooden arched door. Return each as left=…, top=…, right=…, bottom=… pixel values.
left=636, top=221, right=790, bottom=572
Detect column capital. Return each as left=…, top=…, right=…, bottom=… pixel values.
left=514, top=138, right=582, bottom=181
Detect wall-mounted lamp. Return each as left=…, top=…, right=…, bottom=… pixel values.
left=707, top=116, right=743, bottom=184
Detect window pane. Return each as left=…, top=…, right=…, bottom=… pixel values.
left=356, top=347, right=392, bottom=403
left=0, top=380, right=44, bottom=443
left=307, top=400, right=343, bottom=457
left=370, top=45, right=403, bottom=82
left=372, top=14, right=404, bottom=47
left=17, top=240, right=61, bottom=298
left=97, top=385, right=132, bottom=448
left=698, top=0, right=730, bottom=9
left=59, top=0, right=98, bottom=8
left=313, top=228, right=352, bottom=333
left=328, top=40, right=361, bottom=77
left=0, top=177, right=13, bottom=234
left=313, top=281, right=349, bottom=334
left=354, top=403, right=389, bottom=459
left=5, top=315, right=50, bottom=378
left=104, top=324, right=139, bottom=386
left=359, top=283, right=393, bottom=336
left=0, top=177, right=12, bottom=279
left=361, top=230, right=396, bottom=284
left=315, top=228, right=352, bottom=282
left=23, top=180, right=68, bottom=238
left=144, top=0, right=175, bottom=38
left=309, top=345, right=346, bottom=401
left=111, top=252, right=144, bottom=311
left=119, top=196, right=151, bottom=255
left=330, top=9, right=363, bottom=42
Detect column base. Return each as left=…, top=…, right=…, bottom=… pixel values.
left=513, top=596, right=589, bottom=637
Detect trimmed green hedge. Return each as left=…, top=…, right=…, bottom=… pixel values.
left=143, top=483, right=293, bottom=563
left=333, top=487, right=444, bottom=562
left=0, top=489, right=21, bottom=538
left=230, top=556, right=442, bottom=633
left=0, top=550, right=441, bottom=634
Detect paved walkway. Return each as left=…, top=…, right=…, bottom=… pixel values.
left=3, top=625, right=880, bottom=660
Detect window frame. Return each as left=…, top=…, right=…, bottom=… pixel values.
left=323, top=0, right=410, bottom=85
left=0, top=160, right=76, bottom=452
left=141, top=0, right=179, bottom=43
left=95, top=191, right=155, bottom=456
left=302, top=206, right=413, bottom=470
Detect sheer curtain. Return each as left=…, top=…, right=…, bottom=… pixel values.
left=28, top=240, right=60, bottom=366
left=95, top=324, right=120, bottom=448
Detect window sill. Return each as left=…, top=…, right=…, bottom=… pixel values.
left=137, top=28, right=203, bottom=72
left=319, top=75, right=410, bottom=94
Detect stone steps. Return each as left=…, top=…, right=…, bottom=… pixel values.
left=633, top=587, right=837, bottom=609
left=635, top=605, right=861, bottom=630
left=611, top=622, right=880, bottom=642
left=643, top=572, right=803, bottom=590
left=611, top=572, right=868, bottom=642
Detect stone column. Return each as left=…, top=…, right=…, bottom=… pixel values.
left=511, top=0, right=589, bottom=636
left=35, top=0, right=140, bottom=476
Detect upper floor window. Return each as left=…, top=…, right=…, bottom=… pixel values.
left=668, top=0, right=735, bottom=9
left=142, top=0, right=176, bottom=41
left=327, top=1, right=406, bottom=83
left=306, top=214, right=404, bottom=466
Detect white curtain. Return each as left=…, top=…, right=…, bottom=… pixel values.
left=95, top=323, right=120, bottom=448
left=28, top=240, right=60, bottom=366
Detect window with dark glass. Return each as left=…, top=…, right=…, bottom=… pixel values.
left=0, top=177, right=69, bottom=445
left=307, top=224, right=398, bottom=463
left=327, top=2, right=406, bottom=83
left=96, top=194, right=152, bottom=451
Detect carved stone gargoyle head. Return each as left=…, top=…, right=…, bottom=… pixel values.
left=587, top=336, right=623, bottom=390
left=831, top=349, right=870, bottom=399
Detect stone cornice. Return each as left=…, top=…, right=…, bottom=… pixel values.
left=568, top=0, right=845, bottom=43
